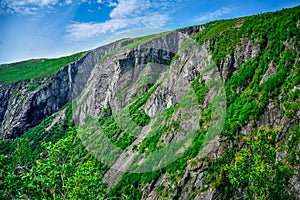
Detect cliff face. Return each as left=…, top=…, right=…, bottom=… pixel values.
left=0, top=6, right=299, bottom=200
left=0, top=40, right=135, bottom=139
left=71, top=20, right=299, bottom=198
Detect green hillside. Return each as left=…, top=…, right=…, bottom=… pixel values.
left=0, top=6, right=299, bottom=200
left=0, top=52, right=86, bottom=85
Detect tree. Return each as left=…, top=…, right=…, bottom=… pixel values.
left=223, top=128, right=293, bottom=199
left=13, top=138, right=33, bottom=166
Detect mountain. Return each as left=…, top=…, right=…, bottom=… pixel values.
left=0, top=6, right=299, bottom=199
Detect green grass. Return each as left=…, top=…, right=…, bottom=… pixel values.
left=1, top=31, right=169, bottom=86
left=0, top=52, right=86, bottom=85
left=124, top=31, right=171, bottom=49
left=98, top=31, right=171, bottom=64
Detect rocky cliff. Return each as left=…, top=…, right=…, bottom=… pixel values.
left=0, top=39, right=138, bottom=139
left=0, top=6, right=299, bottom=200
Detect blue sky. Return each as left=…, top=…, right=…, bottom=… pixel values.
left=0, top=0, right=299, bottom=64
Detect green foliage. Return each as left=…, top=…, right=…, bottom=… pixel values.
left=0, top=52, right=86, bottom=85
left=179, top=37, right=195, bottom=55
left=195, top=6, right=300, bottom=68
left=225, top=58, right=258, bottom=105
left=135, top=62, right=155, bottom=88
left=99, top=114, right=136, bottom=148
left=98, top=31, right=170, bottom=64
left=99, top=115, right=122, bottom=142
left=262, top=59, right=292, bottom=95
left=179, top=89, right=198, bottom=109
left=116, top=133, right=136, bottom=149
left=0, top=155, right=19, bottom=198
left=0, top=129, right=108, bottom=199
left=286, top=125, right=300, bottom=166
left=194, top=18, right=241, bottom=65
left=19, top=103, right=74, bottom=161
left=223, top=128, right=293, bottom=199
left=139, top=105, right=178, bottom=153
left=0, top=102, right=110, bottom=199
left=12, top=138, right=33, bottom=166
left=125, top=31, right=171, bottom=49
left=198, top=104, right=212, bottom=128
left=283, top=89, right=300, bottom=120
left=28, top=79, right=42, bottom=92
left=169, top=54, right=179, bottom=66
left=195, top=7, right=300, bottom=199
left=128, top=84, right=158, bottom=126
left=1, top=6, right=300, bottom=200
left=139, top=125, right=167, bottom=153
left=0, top=140, right=13, bottom=155
left=129, top=108, right=150, bottom=127
left=106, top=173, right=143, bottom=199
left=110, top=129, right=207, bottom=199
left=28, top=134, right=106, bottom=199
left=96, top=84, right=158, bottom=150
left=191, top=75, right=209, bottom=104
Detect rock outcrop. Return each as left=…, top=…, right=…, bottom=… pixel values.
left=0, top=39, right=135, bottom=139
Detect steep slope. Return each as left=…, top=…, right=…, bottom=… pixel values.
left=0, top=6, right=299, bottom=200
left=0, top=38, right=139, bottom=139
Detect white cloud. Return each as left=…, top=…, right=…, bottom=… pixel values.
left=66, top=0, right=172, bottom=41
left=109, top=0, right=151, bottom=18
left=66, top=13, right=168, bottom=40
left=65, top=0, right=72, bottom=5
left=195, top=6, right=233, bottom=23
left=106, top=0, right=118, bottom=7
left=0, top=0, right=58, bottom=14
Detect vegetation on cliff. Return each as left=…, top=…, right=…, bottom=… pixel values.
left=0, top=6, right=299, bottom=200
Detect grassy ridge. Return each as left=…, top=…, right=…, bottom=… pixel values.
left=0, top=52, right=86, bottom=85
left=98, top=31, right=171, bottom=64
left=0, top=30, right=169, bottom=86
